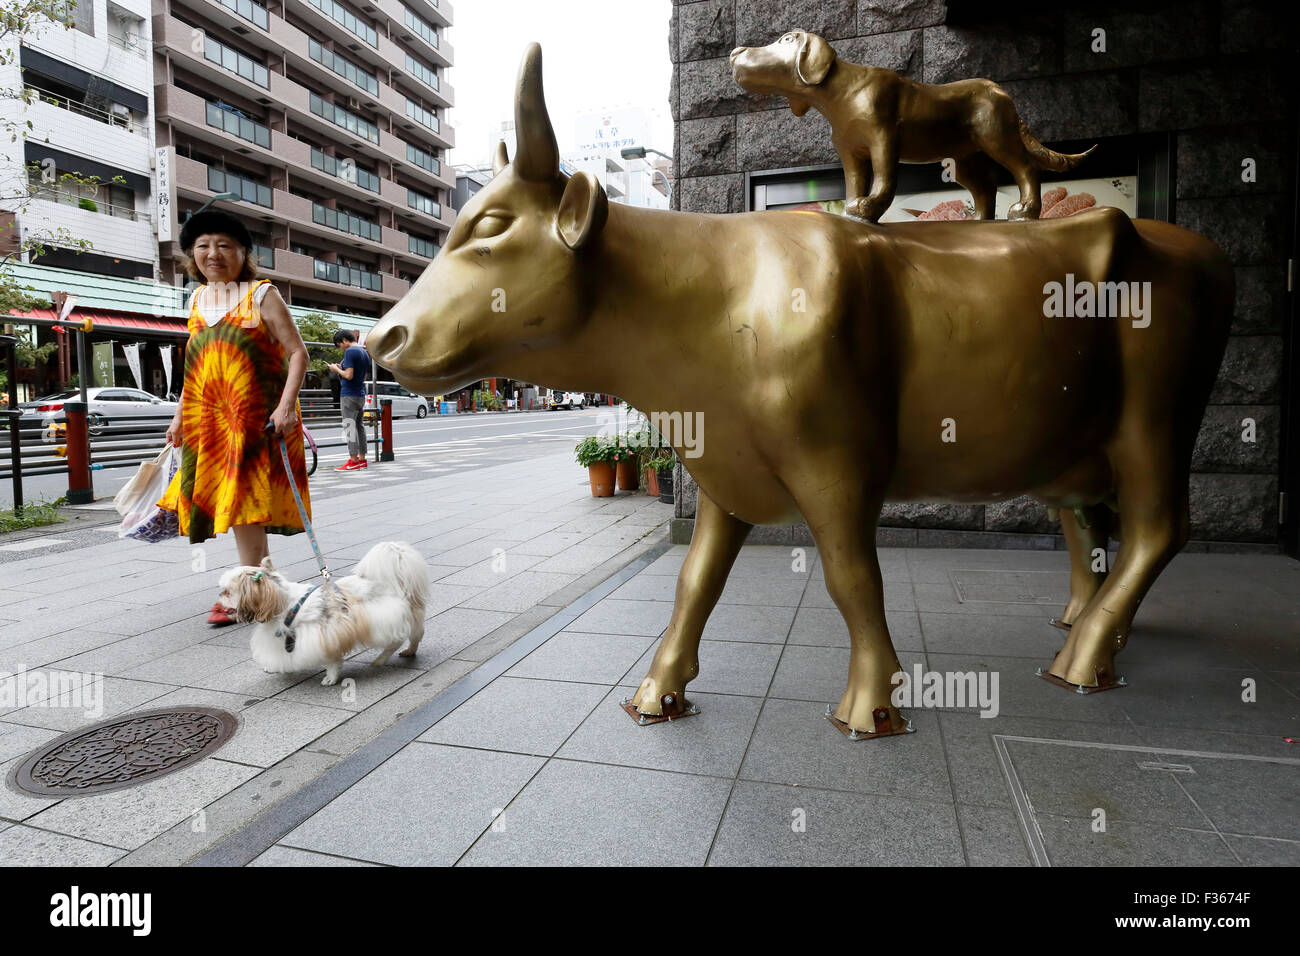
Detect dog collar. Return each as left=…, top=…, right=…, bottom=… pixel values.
left=278, top=584, right=319, bottom=652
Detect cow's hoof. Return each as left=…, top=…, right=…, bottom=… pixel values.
left=832, top=687, right=907, bottom=736
left=630, top=657, right=698, bottom=717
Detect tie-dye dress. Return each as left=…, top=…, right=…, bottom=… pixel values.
left=158, top=279, right=311, bottom=543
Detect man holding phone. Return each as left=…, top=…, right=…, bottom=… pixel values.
left=328, top=329, right=371, bottom=471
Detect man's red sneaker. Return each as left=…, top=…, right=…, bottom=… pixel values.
left=335, top=458, right=362, bottom=471
left=356, top=457, right=368, bottom=468
left=207, top=601, right=236, bottom=627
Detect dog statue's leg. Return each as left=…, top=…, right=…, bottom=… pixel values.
left=321, top=662, right=342, bottom=686
left=954, top=155, right=998, bottom=220
left=844, top=136, right=898, bottom=223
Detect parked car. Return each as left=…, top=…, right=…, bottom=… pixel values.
left=363, top=381, right=429, bottom=420
left=548, top=390, right=586, bottom=410
left=18, top=387, right=177, bottom=434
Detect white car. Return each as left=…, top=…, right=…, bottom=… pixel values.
left=19, top=387, right=177, bottom=434
left=363, top=381, right=429, bottom=419
left=548, top=391, right=586, bottom=410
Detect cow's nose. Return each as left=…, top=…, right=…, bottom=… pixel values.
left=730, top=47, right=745, bottom=61
left=367, top=322, right=408, bottom=364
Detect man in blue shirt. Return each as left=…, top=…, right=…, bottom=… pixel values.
left=329, top=329, right=371, bottom=471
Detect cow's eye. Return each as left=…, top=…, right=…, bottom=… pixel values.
left=781, top=33, right=796, bottom=42
left=471, top=215, right=510, bottom=239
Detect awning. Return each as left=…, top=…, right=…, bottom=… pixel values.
left=9, top=307, right=188, bottom=338
left=24, top=143, right=150, bottom=194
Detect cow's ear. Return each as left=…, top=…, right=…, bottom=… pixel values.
left=788, top=96, right=811, bottom=117
left=556, top=171, right=608, bottom=250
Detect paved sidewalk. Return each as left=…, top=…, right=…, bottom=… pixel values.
left=224, top=542, right=1297, bottom=867
left=0, top=448, right=673, bottom=865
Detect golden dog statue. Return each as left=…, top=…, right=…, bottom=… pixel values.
left=367, top=45, right=1233, bottom=737
left=731, top=30, right=1096, bottom=222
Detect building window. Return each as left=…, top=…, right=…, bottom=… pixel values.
left=312, top=202, right=381, bottom=242
left=204, top=35, right=270, bottom=88
left=405, top=142, right=439, bottom=175
left=404, top=54, right=438, bottom=91
left=309, top=92, right=378, bottom=144
left=207, top=166, right=272, bottom=207
left=310, top=147, right=379, bottom=192
left=404, top=99, right=439, bottom=133
left=406, top=189, right=440, bottom=218
left=206, top=101, right=271, bottom=149
left=252, top=243, right=275, bottom=268
left=309, top=38, right=378, bottom=96
left=313, top=258, right=382, bottom=291
left=215, top=0, right=268, bottom=30
left=54, top=0, right=94, bottom=36
left=403, top=8, right=438, bottom=49
left=407, top=233, right=437, bottom=258
left=305, top=0, right=378, bottom=48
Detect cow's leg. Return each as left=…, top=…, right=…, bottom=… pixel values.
left=1050, top=450, right=1188, bottom=687
left=954, top=154, right=998, bottom=220
left=795, top=486, right=906, bottom=733
left=1057, top=503, right=1113, bottom=627
left=630, top=491, right=751, bottom=716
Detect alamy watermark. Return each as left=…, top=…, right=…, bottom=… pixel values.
left=891, top=664, right=1000, bottom=718
left=1043, top=273, right=1152, bottom=328
left=0, top=668, right=104, bottom=719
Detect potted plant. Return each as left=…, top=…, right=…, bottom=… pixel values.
left=613, top=432, right=639, bottom=491
left=656, top=451, right=676, bottom=504
left=574, top=435, right=616, bottom=497
left=639, top=446, right=673, bottom=498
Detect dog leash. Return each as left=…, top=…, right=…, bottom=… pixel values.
left=268, top=423, right=332, bottom=652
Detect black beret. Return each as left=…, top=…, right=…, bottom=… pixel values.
left=179, top=209, right=253, bottom=253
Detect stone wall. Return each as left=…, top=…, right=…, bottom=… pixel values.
left=668, top=0, right=1295, bottom=545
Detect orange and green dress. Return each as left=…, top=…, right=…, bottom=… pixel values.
left=158, top=279, right=311, bottom=543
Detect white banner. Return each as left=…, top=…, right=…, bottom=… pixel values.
left=159, top=344, right=174, bottom=397
left=123, top=343, right=143, bottom=390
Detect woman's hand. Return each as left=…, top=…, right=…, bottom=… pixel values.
left=165, top=412, right=183, bottom=447
left=269, top=403, right=298, bottom=437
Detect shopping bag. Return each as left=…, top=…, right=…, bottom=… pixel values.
left=113, top=444, right=172, bottom=517
left=118, top=446, right=181, bottom=542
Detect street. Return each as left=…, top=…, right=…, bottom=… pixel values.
left=1, top=407, right=611, bottom=511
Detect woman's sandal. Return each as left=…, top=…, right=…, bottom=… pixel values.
left=207, top=601, right=236, bottom=627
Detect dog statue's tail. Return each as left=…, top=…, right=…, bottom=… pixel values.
left=1019, top=121, right=1096, bottom=172
left=355, top=541, right=429, bottom=617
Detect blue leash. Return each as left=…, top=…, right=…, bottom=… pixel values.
left=268, top=424, right=331, bottom=652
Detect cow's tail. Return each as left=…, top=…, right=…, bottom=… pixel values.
left=1020, top=122, right=1096, bottom=171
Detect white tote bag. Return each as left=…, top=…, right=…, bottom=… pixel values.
left=118, top=446, right=181, bottom=542
left=113, top=444, right=172, bottom=517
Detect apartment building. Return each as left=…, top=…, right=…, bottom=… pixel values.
left=152, top=0, right=456, bottom=317
left=0, top=0, right=158, bottom=279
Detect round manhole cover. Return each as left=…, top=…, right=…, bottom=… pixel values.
left=6, top=706, right=239, bottom=798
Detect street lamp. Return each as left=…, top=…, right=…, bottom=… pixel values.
left=185, top=190, right=240, bottom=222
left=619, top=146, right=674, bottom=203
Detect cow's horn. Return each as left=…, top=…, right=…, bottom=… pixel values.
left=492, top=140, right=509, bottom=176
left=513, top=42, right=558, bottom=182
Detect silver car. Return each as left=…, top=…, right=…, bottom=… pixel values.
left=363, top=381, right=429, bottom=420
left=19, top=387, right=178, bottom=435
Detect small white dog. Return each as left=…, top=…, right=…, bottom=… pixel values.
left=218, top=541, right=429, bottom=685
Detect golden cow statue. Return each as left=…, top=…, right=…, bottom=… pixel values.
left=367, top=44, right=1233, bottom=737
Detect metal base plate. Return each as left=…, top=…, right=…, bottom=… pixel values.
left=825, top=705, right=914, bottom=740
left=620, top=694, right=699, bottom=725
left=1037, top=669, right=1127, bottom=694
left=1048, top=617, right=1072, bottom=631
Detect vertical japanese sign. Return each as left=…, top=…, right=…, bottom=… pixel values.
left=156, top=146, right=176, bottom=242
left=92, top=342, right=114, bottom=388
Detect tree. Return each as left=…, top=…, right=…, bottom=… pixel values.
left=295, top=312, right=341, bottom=378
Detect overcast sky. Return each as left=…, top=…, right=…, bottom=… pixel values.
left=445, top=0, right=674, bottom=170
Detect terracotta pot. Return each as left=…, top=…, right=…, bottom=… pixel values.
left=616, top=458, right=639, bottom=491
left=643, top=468, right=660, bottom=498
left=588, top=462, right=616, bottom=497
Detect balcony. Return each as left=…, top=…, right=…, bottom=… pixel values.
left=260, top=248, right=409, bottom=302
left=24, top=196, right=155, bottom=264
left=372, top=0, right=452, bottom=67
left=26, top=88, right=152, bottom=175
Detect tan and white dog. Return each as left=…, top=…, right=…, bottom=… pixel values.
left=731, top=30, right=1095, bottom=222
left=218, top=542, right=428, bottom=685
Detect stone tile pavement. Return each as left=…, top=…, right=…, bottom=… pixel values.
left=0, top=450, right=673, bottom=865
left=216, top=542, right=1296, bottom=867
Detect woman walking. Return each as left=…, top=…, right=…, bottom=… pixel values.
left=158, top=209, right=312, bottom=625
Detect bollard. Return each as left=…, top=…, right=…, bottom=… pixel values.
left=64, top=401, right=93, bottom=504
left=0, top=334, right=21, bottom=513
left=380, top=398, right=394, bottom=462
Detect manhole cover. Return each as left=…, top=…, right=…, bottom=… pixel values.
left=6, top=706, right=239, bottom=798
